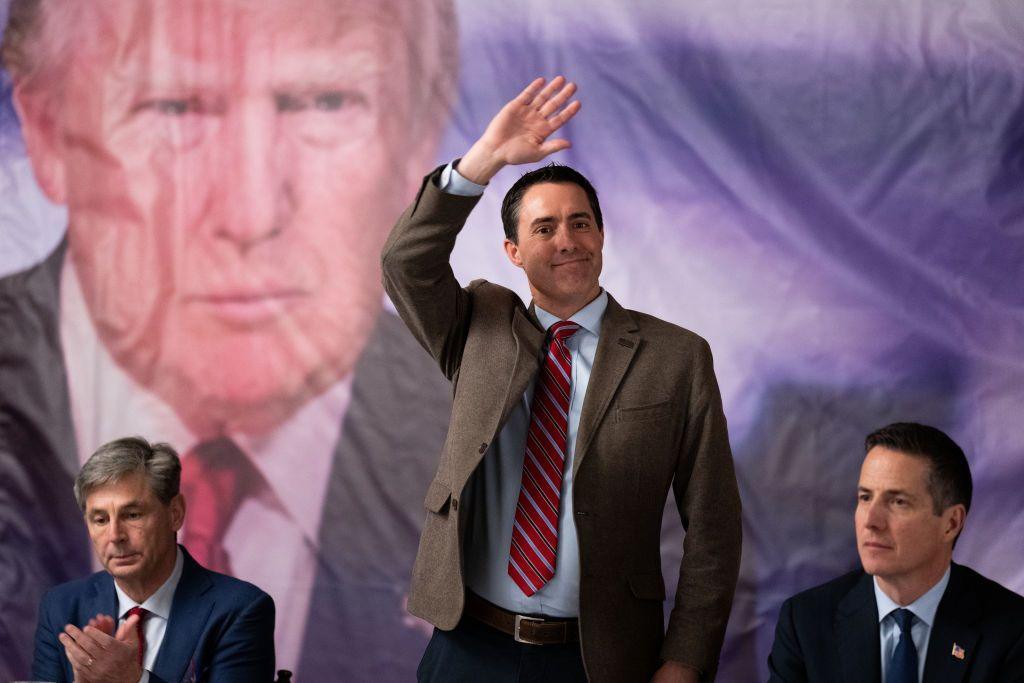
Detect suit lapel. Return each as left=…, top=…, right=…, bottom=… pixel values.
left=923, top=564, right=979, bottom=683
left=87, top=572, right=120, bottom=622
left=834, top=572, right=882, bottom=683
left=502, top=305, right=545, bottom=427
left=573, top=295, right=638, bottom=477
left=153, top=549, right=214, bottom=683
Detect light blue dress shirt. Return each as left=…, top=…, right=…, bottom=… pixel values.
left=439, top=158, right=606, bottom=617
left=875, top=566, right=951, bottom=682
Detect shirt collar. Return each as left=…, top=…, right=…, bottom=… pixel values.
left=534, top=290, right=608, bottom=337
left=874, top=564, right=951, bottom=627
left=115, top=546, right=184, bottom=621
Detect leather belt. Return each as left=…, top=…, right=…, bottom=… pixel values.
left=464, top=591, right=579, bottom=646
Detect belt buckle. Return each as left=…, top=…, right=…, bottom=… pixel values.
left=513, top=614, right=549, bottom=645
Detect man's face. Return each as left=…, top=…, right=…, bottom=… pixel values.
left=855, top=446, right=959, bottom=586
left=19, top=0, right=433, bottom=434
left=84, top=472, right=184, bottom=589
left=503, top=182, right=604, bottom=315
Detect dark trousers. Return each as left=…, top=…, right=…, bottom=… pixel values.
left=417, top=617, right=588, bottom=683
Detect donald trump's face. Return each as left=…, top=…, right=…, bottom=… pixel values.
left=12, top=0, right=448, bottom=434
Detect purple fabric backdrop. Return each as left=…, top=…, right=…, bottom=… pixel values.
left=2, top=0, right=1022, bottom=680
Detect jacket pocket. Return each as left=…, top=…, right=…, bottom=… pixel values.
left=617, top=399, right=672, bottom=423
left=423, top=478, right=452, bottom=514
left=628, top=572, right=666, bottom=600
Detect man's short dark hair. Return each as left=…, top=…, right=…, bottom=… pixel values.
left=865, top=422, right=972, bottom=516
left=501, top=163, right=603, bottom=243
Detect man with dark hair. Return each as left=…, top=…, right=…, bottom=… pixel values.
left=0, top=0, right=457, bottom=677
left=500, top=164, right=604, bottom=242
left=864, top=423, right=973, bottom=518
left=34, top=436, right=275, bottom=683
left=768, top=422, right=1024, bottom=682
left=383, top=76, right=742, bottom=682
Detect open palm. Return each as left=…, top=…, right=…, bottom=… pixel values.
left=482, top=76, right=581, bottom=165
left=458, top=76, right=581, bottom=183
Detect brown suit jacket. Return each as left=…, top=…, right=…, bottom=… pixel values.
left=381, top=167, right=742, bottom=681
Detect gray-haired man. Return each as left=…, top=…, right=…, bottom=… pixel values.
left=33, top=436, right=276, bottom=683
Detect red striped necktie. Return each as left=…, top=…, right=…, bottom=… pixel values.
left=508, top=320, right=581, bottom=596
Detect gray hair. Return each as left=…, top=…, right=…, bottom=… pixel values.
left=74, top=436, right=182, bottom=511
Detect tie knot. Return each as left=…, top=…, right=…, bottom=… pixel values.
left=125, top=606, right=149, bottom=622
left=549, top=320, right=581, bottom=343
left=892, top=608, right=915, bottom=633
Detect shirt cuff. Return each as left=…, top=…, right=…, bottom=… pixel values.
left=439, top=160, right=487, bottom=197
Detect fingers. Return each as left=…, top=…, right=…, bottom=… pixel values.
left=116, top=613, right=141, bottom=642
left=547, top=99, right=581, bottom=131
left=529, top=75, right=566, bottom=108
left=515, top=77, right=546, bottom=105
left=539, top=139, right=573, bottom=156
left=91, top=613, right=116, bottom=636
left=539, top=80, right=577, bottom=118
left=59, top=630, right=97, bottom=671
left=65, top=624, right=105, bottom=654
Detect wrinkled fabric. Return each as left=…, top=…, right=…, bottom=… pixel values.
left=2, top=1, right=1022, bottom=681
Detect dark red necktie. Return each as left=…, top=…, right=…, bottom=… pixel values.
left=508, top=320, right=580, bottom=596
left=179, top=437, right=259, bottom=575
left=124, top=606, right=148, bottom=667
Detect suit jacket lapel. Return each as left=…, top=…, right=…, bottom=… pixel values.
left=573, top=294, right=638, bottom=477
left=153, top=548, right=214, bottom=683
left=88, top=572, right=119, bottom=623
left=923, top=564, right=979, bottom=683
left=503, top=305, right=545, bottom=427
left=835, top=572, right=882, bottom=683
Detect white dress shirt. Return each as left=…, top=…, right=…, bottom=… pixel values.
left=60, top=259, right=346, bottom=669
left=112, top=547, right=185, bottom=683
left=441, top=160, right=606, bottom=617
left=875, top=566, right=951, bottom=682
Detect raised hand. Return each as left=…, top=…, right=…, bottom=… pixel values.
left=457, top=76, right=581, bottom=184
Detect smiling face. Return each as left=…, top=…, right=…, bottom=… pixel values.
left=14, top=0, right=439, bottom=434
left=503, top=182, right=604, bottom=318
left=84, top=472, right=184, bottom=601
left=855, top=446, right=964, bottom=601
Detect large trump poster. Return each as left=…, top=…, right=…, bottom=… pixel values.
left=1, top=0, right=1022, bottom=680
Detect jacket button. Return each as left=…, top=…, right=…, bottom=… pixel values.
left=478, top=443, right=488, bottom=454
left=452, top=499, right=459, bottom=511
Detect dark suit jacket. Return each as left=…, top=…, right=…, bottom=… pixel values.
left=32, top=546, right=275, bottom=683
left=0, top=239, right=452, bottom=681
left=767, top=563, right=1024, bottom=682
left=382, top=167, right=743, bottom=681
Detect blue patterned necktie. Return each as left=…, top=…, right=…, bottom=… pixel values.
left=888, top=608, right=919, bottom=683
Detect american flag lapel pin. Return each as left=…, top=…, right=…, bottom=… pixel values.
left=951, top=643, right=965, bottom=660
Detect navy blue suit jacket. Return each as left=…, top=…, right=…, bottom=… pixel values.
left=32, top=546, right=275, bottom=683
left=767, top=563, right=1024, bottom=682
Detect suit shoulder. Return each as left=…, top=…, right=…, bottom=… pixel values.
left=956, top=564, right=1024, bottom=616
left=623, top=307, right=714, bottom=368
left=466, top=279, right=520, bottom=305
left=626, top=308, right=709, bottom=348
left=205, top=570, right=274, bottom=606
left=40, top=570, right=109, bottom=607
left=785, top=569, right=867, bottom=615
